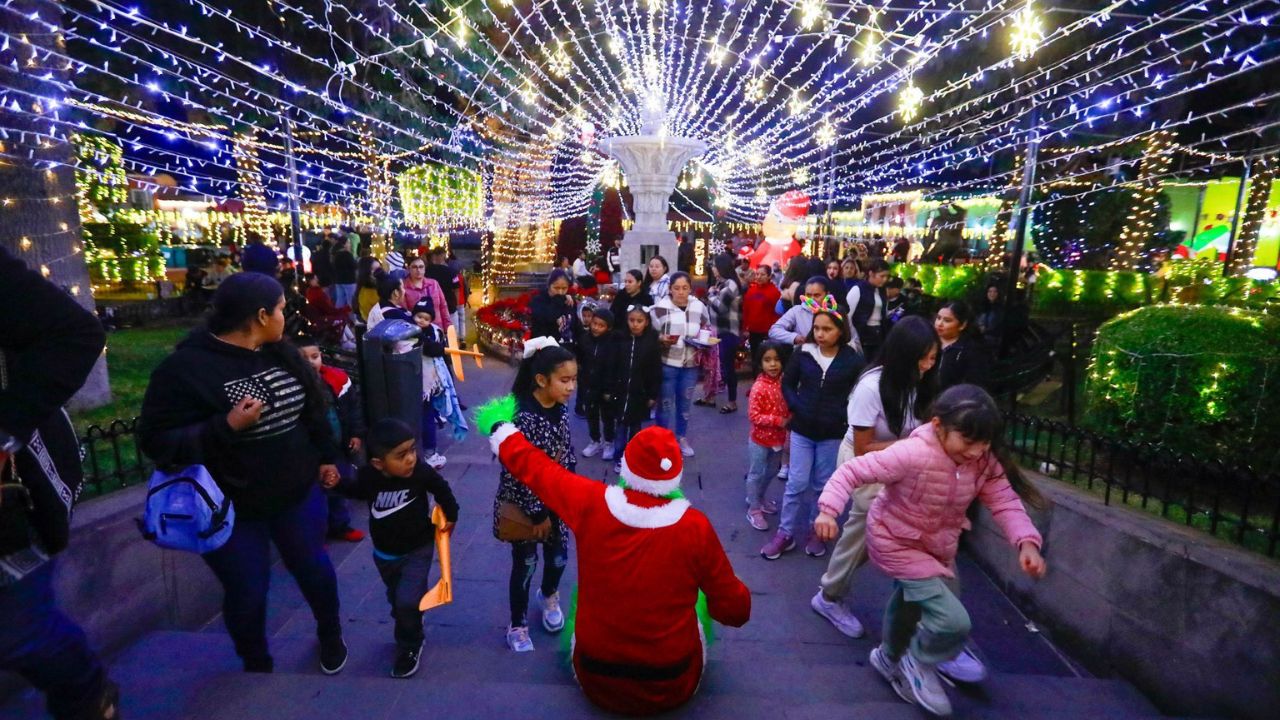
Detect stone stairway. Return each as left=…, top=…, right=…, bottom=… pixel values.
left=1, top=364, right=1171, bottom=719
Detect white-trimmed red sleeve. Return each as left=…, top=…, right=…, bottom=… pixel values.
left=494, top=428, right=601, bottom=531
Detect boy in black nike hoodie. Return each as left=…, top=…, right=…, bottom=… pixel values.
left=326, top=418, right=459, bottom=678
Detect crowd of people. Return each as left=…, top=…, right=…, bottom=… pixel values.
left=509, top=241, right=1045, bottom=716
left=1, top=226, right=1046, bottom=718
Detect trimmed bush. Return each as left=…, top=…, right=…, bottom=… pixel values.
left=1086, top=305, right=1280, bottom=471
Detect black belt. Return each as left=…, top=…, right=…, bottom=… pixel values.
left=578, top=652, right=694, bottom=682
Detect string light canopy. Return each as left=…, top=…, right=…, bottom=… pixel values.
left=0, top=0, right=1276, bottom=256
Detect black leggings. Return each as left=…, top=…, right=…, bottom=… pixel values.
left=509, top=538, right=569, bottom=627
left=586, top=398, right=617, bottom=443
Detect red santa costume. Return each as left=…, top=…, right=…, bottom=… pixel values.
left=748, top=190, right=809, bottom=270
left=489, top=424, right=751, bottom=716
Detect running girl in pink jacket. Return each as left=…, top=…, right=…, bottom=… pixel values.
left=813, top=384, right=1047, bottom=717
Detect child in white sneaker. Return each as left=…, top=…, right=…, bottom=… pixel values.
left=744, top=342, right=788, bottom=531
left=577, top=309, right=619, bottom=462
left=494, top=339, right=578, bottom=652
left=814, top=384, right=1047, bottom=717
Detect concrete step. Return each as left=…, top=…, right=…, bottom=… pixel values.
left=0, top=630, right=1165, bottom=720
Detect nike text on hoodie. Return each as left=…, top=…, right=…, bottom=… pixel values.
left=347, top=464, right=460, bottom=557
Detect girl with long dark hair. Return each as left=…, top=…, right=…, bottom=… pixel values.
left=760, top=304, right=866, bottom=560
left=494, top=340, right=578, bottom=653
left=704, top=254, right=742, bottom=413
left=644, top=255, right=672, bottom=302
left=139, top=272, right=347, bottom=675
left=811, top=316, right=939, bottom=638
left=814, top=384, right=1045, bottom=716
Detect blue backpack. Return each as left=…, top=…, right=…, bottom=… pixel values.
left=139, top=465, right=235, bottom=554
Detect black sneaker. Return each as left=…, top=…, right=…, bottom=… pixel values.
left=319, top=635, right=348, bottom=675
left=391, top=642, right=423, bottom=679
left=243, top=655, right=274, bottom=673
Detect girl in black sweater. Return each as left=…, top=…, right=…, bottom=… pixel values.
left=139, top=273, right=347, bottom=675
left=761, top=303, right=866, bottom=560
left=609, top=306, right=662, bottom=474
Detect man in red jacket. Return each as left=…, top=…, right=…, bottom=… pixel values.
left=488, top=423, right=751, bottom=715
left=740, top=265, right=782, bottom=376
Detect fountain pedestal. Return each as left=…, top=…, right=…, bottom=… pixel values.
left=600, top=111, right=707, bottom=274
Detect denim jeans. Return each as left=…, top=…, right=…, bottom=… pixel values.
left=613, top=415, right=646, bottom=459
left=0, top=562, right=107, bottom=719
left=374, top=543, right=435, bottom=652
left=325, top=490, right=352, bottom=534
left=779, top=432, right=840, bottom=538
left=203, top=485, right=341, bottom=665
left=882, top=577, right=971, bottom=665
left=657, top=364, right=698, bottom=437
left=509, top=537, right=569, bottom=627
left=420, top=398, right=438, bottom=454
left=745, top=440, right=783, bottom=508
left=718, top=332, right=740, bottom=403
left=332, top=283, right=357, bottom=309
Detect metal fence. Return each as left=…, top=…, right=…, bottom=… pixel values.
left=79, top=417, right=152, bottom=497
left=1004, top=413, right=1280, bottom=558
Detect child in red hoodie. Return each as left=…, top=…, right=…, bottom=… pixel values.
left=745, top=341, right=790, bottom=531
left=298, top=336, right=366, bottom=542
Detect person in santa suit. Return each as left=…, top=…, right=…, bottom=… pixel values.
left=479, top=407, right=752, bottom=716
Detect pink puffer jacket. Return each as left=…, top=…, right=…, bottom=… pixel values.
left=818, top=424, right=1042, bottom=580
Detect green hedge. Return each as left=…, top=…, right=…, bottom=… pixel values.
left=83, top=222, right=165, bottom=287
left=1086, top=305, right=1280, bottom=471
left=890, top=261, right=1278, bottom=316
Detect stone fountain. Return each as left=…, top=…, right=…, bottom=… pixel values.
left=599, top=106, right=707, bottom=274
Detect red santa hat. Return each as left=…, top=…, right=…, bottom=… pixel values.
left=619, top=426, right=684, bottom=496
left=767, top=190, right=810, bottom=222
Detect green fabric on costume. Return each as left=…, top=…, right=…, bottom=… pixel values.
left=474, top=393, right=517, bottom=436
left=557, top=590, right=716, bottom=665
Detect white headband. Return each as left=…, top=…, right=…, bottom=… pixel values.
left=522, top=336, right=561, bottom=359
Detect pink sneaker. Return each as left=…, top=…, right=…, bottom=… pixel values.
left=760, top=531, right=795, bottom=560
left=804, top=535, right=827, bottom=557
left=746, top=507, right=769, bottom=531
left=761, top=499, right=779, bottom=515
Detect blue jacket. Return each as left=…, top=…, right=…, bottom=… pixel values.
left=781, top=344, right=866, bottom=441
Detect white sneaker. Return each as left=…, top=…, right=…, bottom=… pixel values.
left=601, top=443, right=615, bottom=461
left=424, top=453, right=447, bottom=469
left=612, top=460, right=622, bottom=476
left=538, top=589, right=565, bottom=633
left=506, top=625, right=534, bottom=652
left=901, top=652, right=953, bottom=717
left=938, top=646, right=987, bottom=685
left=810, top=590, right=865, bottom=638
left=776, top=465, right=789, bottom=481
left=582, top=441, right=602, bottom=458
left=678, top=437, right=695, bottom=457
left=870, top=645, right=915, bottom=706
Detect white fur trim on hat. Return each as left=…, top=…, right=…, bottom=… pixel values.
left=489, top=423, right=520, bottom=455
left=603, top=485, right=690, bottom=529
left=619, top=455, right=682, bottom=496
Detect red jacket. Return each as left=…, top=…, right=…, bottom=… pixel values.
left=741, top=280, right=781, bottom=334
left=304, top=286, right=349, bottom=320
left=747, top=372, right=790, bottom=448
left=492, top=426, right=751, bottom=716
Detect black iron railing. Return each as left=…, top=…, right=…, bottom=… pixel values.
left=1004, top=413, right=1280, bottom=558
left=79, top=417, right=152, bottom=497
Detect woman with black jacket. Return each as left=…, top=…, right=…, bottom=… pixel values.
left=934, top=299, right=992, bottom=390
left=761, top=305, right=866, bottom=560
left=138, top=272, right=347, bottom=676
left=528, top=269, right=579, bottom=350
left=609, top=269, right=653, bottom=323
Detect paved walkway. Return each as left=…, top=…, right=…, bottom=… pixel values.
left=3, top=361, right=1164, bottom=719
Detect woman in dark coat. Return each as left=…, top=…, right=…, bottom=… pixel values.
left=528, top=269, right=579, bottom=351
